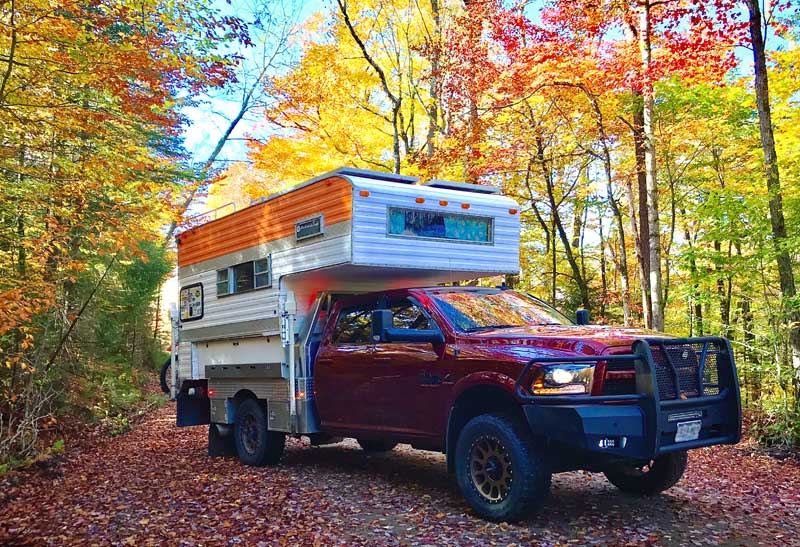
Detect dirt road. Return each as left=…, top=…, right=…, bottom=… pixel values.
left=1, top=403, right=798, bottom=546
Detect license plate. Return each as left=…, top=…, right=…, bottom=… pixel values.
left=675, top=420, right=702, bottom=443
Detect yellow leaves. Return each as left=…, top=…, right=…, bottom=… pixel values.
left=20, top=334, right=35, bottom=350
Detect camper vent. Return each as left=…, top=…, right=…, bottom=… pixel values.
left=422, top=179, right=500, bottom=195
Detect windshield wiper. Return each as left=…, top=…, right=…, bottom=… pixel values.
left=464, top=324, right=521, bottom=332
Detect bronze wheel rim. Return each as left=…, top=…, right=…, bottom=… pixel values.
left=469, top=435, right=512, bottom=503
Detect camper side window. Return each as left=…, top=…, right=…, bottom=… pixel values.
left=333, top=306, right=373, bottom=345
left=254, top=258, right=270, bottom=287
left=216, top=257, right=272, bottom=297
left=216, top=269, right=229, bottom=296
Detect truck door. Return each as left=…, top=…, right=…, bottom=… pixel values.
left=314, top=300, right=383, bottom=433
left=372, top=296, right=450, bottom=439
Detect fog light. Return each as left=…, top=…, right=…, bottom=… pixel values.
left=598, top=437, right=617, bottom=449
left=598, top=437, right=627, bottom=449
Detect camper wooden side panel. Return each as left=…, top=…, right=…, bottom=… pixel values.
left=177, top=176, right=353, bottom=267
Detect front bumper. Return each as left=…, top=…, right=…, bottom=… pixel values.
left=516, top=337, right=742, bottom=460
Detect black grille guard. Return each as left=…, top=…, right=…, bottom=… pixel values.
left=514, top=337, right=742, bottom=457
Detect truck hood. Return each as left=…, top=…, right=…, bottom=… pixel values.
left=460, top=324, right=670, bottom=357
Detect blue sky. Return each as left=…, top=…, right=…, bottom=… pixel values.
left=179, top=1, right=788, bottom=171
left=181, top=0, right=323, bottom=169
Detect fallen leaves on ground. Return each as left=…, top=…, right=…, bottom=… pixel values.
left=1, top=404, right=798, bottom=546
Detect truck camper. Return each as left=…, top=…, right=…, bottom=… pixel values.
left=169, top=167, right=741, bottom=522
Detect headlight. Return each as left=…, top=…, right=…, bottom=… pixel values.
left=531, top=364, right=594, bottom=395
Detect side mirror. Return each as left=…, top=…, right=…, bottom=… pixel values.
left=372, top=309, right=445, bottom=344
left=576, top=309, right=590, bottom=325
left=372, top=309, right=393, bottom=342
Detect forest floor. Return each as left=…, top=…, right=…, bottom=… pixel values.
left=0, top=401, right=798, bottom=547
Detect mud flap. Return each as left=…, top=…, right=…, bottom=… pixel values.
left=176, top=380, right=210, bottom=427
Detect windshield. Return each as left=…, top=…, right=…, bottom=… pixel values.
left=428, top=289, right=572, bottom=332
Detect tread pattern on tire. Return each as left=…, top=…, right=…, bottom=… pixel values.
left=159, top=358, right=171, bottom=394
left=455, top=413, right=551, bottom=523
left=604, top=451, right=688, bottom=495
left=234, top=398, right=285, bottom=467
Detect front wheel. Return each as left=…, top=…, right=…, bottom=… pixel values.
left=455, top=413, right=551, bottom=522
left=234, top=399, right=285, bottom=466
left=603, top=451, right=688, bottom=495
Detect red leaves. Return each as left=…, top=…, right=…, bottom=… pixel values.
left=1, top=402, right=799, bottom=546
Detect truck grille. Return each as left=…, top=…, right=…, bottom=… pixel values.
left=602, top=360, right=637, bottom=395
left=603, top=340, right=723, bottom=400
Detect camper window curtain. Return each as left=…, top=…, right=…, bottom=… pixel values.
left=388, top=207, right=492, bottom=243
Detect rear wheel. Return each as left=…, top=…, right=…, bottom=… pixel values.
left=159, top=358, right=171, bottom=394
left=455, top=413, right=551, bottom=522
left=604, top=451, right=688, bottom=495
left=357, top=439, right=397, bottom=452
left=234, top=399, right=285, bottom=466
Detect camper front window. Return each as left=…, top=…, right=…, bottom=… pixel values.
left=388, top=207, right=493, bottom=243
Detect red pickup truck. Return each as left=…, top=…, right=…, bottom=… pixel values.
left=189, top=286, right=741, bottom=522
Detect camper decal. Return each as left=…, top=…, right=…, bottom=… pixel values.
left=295, top=215, right=324, bottom=241
left=179, top=283, right=203, bottom=321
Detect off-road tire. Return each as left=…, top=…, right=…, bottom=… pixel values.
left=208, top=423, right=237, bottom=457
left=159, top=358, right=171, bottom=394
left=604, top=451, right=688, bottom=495
left=357, top=439, right=397, bottom=452
left=234, top=398, right=285, bottom=466
left=455, top=413, right=551, bottom=523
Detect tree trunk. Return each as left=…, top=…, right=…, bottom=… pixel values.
left=714, top=240, right=732, bottom=334
left=583, top=87, right=631, bottom=325
left=624, top=19, right=651, bottom=328
left=638, top=1, right=664, bottom=331
left=599, top=211, right=608, bottom=319
left=537, top=136, right=590, bottom=311
left=426, top=0, right=440, bottom=159
left=746, top=0, right=800, bottom=380
left=631, top=99, right=652, bottom=328
left=683, top=211, right=703, bottom=336
left=623, top=173, right=645, bottom=325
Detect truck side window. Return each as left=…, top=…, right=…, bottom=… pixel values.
left=332, top=306, right=373, bottom=345
left=388, top=298, right=431, bottom=330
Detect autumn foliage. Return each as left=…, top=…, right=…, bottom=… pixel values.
left=0, top=0, right=247, bottom=466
